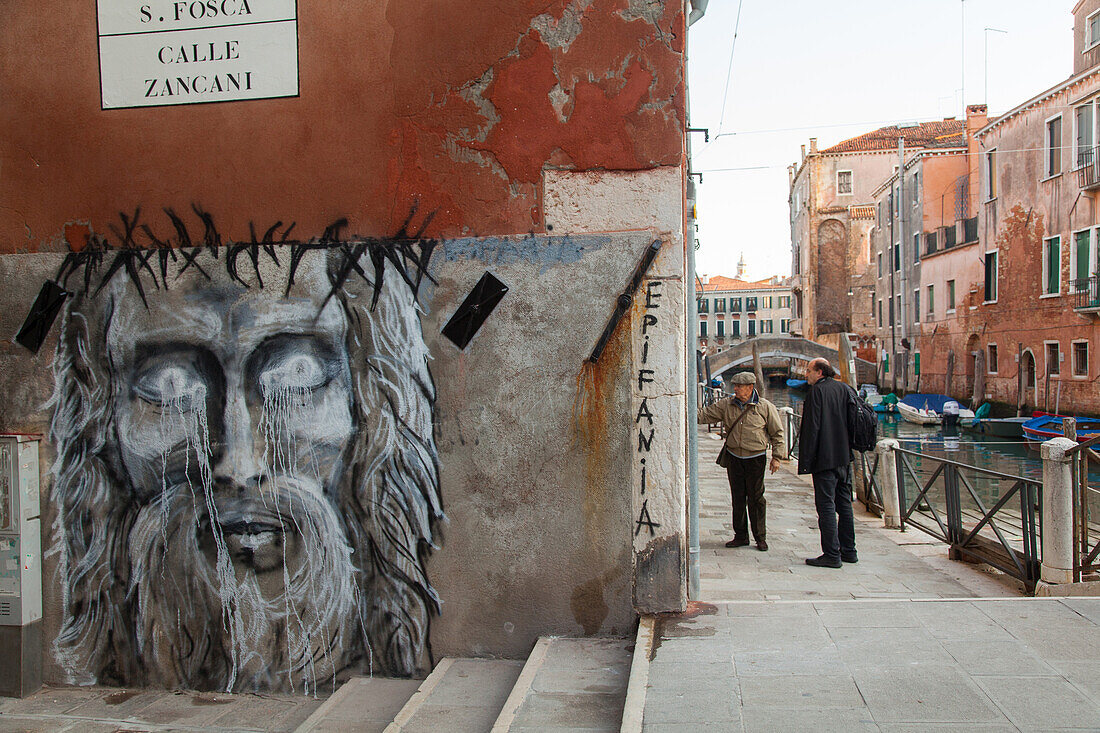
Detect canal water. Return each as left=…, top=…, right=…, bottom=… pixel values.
left=761, top=382, right=1100, bottom=493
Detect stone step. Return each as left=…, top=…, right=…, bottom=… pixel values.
left=294, top=676, right=422, bottom=733
left=491, top=636, right=633, bottom=733
left=385, top=658, right=524, bottom=733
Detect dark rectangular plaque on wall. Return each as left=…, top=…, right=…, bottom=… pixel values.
left=442, top=272, right=508, bottom=350
left=15, top=281, right=68, bottom=354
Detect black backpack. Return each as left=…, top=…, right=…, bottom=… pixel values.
left=846, top=386, right=878, bottom=452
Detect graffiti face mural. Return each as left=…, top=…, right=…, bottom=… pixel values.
left=45, top=227, right=443, bottom=692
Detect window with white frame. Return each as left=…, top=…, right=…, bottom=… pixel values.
left=716, top=319, right=725, bottom=337
left=780, top=319, right=789, bottom=333
left=914, top=288, right=921, bottom=324
left=1089, top=9, right=1100, bottom=48
left=1046, top=341, right=1060, bottom=375
left=987, top=344, right=998, bottom=374
left=1073, top=341, right=1089, bottom=377
left=926, top=284, right=934, bottom=320
left=1077, top=101, right=1096, bottom=167
left=699, top=320, right=707, bottom=338
left=1074, top=229, right=1095, bottom=291
left=947, top=279, right=956, bottom=311
left=1046, top=115, right=1062, bottom=177
left=984, top=251, right=998, bottom=302
left=837, top=170, right=853, bottom=195
left=1043, top=236, right=1061, bottom=295
left=985, top=149, right=998, bottom=199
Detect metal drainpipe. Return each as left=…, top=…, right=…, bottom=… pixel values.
left=685, top=0, right=707, bottom=600
left=688, top=0, right=709, bottom=25
left=687, top=214, right=701, bottom=600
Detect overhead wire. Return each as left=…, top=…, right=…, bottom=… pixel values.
left=715, top=0, right=744, bottom=140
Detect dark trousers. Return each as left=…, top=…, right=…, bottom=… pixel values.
left=725, top=454, right=767, bottom=542
left=812, top=465, right=856, bottom=560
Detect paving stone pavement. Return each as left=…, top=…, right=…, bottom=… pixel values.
left=0, top=685, right=325, bottom=732
left=641, top=428, right=1100, bottom=731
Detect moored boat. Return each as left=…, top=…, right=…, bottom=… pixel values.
left=962, top=416, right=1031, bottom=439
left=897, top=394, right=975, bottom=427
left=1021, top=414, right=1100, bottom=449
left=786, top=378, right=808, bottom=390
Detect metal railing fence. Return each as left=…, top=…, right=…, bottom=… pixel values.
left=1067, top=435, right=1100, bottom=580
left=893, top=446, right=1042, bottom=589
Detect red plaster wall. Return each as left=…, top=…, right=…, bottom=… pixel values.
left=0, top=1, right=685, bottom=251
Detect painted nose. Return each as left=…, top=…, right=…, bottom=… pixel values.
left=213, top=389, right=263, bottom=489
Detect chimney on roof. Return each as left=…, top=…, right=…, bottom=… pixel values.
left=809, top=138, right=818, bottom=154
left=800, top=144, right=806, bottom=162
left=964, top=104, right=988, bottom=220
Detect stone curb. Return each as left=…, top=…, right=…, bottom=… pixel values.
left=383, top=657, right=454, bottom=733
left=489, top=636, right=552, bottom=732
left=619, top=616, right=656, bottom=733
left=294, top=677, right=363, bottom=733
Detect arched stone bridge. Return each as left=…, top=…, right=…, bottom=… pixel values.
left=705, top=337, right=877, bottom=384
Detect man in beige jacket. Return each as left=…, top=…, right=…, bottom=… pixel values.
left=697, top=372, right=786, bottom=551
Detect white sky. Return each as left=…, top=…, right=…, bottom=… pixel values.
left=687, top=0, right=1075, bottom=282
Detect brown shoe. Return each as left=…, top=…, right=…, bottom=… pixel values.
left=756, top=540, right=768, bottom=551
left=725, top=537, right=750, bottom=548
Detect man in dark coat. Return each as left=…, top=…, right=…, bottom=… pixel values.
left=798, top=358, right=857, bottom=568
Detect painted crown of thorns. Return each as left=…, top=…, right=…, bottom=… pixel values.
left=17, top=204, right=438, bottom=353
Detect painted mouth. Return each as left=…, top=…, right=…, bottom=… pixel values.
left=215, top=504, right=291, bottom=573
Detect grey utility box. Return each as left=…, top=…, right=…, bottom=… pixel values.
left=0, top=435, right=42, bottom=698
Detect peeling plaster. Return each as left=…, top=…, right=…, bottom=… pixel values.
left=618, top=0, right=671, bottom=47
left=548, top=84, right=570, bottom=123
left=456, top=69, right=501, bottom=143
left=530, top=1, right=587, bottom=52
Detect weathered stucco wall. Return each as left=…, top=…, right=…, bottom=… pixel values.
left=0, top=226, right=679, bottom=691
left=0, top=0, right=687, bottom=693
left=0, top=1, right=684, bottom=247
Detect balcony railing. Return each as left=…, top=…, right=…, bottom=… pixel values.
left=963, top=216, right=978, bottom=243
left=1074, top=276, right=1100, bottom=311
left=1079, top=147, right=1100, bottom=190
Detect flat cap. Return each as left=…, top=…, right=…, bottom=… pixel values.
left=731, top=372, right=756, bottom=385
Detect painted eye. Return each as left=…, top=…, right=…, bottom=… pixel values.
left=260, top=354, right=327, bottom=393
left=134, top=364, right=208, bottom=410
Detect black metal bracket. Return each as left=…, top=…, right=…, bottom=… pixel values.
left=689, top=171, right=703, bottom=183
left=587, top=239, right=662, bottom=363
left=687, top=127, right=710, bottom=142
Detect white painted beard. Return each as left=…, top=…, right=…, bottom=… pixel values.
left=127, top=477, right=361, bottom=693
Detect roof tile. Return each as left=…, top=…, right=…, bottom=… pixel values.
left=820, top=119, right=966, bottom=154
left=698, top=276, right=784, bottom=292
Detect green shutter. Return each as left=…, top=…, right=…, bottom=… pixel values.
left=1047, top=238, right=1060, bottom=294
left=1078, top=230, right=1092, bottom=284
